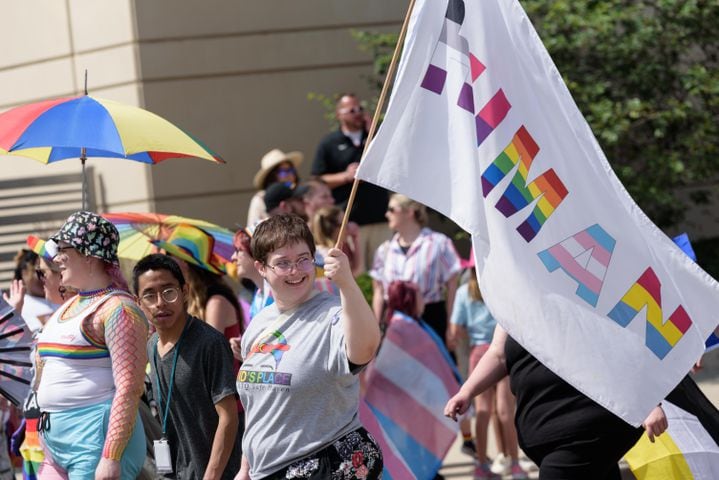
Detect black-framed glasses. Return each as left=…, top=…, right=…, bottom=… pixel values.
left=140, top=287, right=181, bottom=306
left=266, top=257, right=315, bottom=275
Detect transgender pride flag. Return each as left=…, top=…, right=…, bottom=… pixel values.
left=360, top=312, right=460, bottom=479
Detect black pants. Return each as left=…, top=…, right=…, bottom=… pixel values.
left=264, top=427, right=382, bottom=479
left=522, top=428, right=642, bottom=480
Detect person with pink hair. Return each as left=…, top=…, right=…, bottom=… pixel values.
left=34, top=211, right=148, bottom=480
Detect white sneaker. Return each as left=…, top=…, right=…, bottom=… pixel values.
left=518, top=455, right=537, bottom=473
left=490, top=453, right=510, bottom=475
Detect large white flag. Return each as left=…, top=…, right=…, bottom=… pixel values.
left=357, top=0, right=719, bottom=425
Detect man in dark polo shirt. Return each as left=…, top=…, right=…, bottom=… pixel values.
left=311, top=93, right=391, bottom=272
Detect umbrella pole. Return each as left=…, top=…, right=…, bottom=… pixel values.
left=81, top=147, right=87, bottom=210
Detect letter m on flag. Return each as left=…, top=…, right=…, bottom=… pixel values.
left=481, top=126, right=569, bottom=242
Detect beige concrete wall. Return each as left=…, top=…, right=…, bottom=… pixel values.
left=133, top=0, right=405, bottom=229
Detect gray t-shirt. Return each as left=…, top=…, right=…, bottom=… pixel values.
left=148, top=317, right=241, bottom=480
left=239, top=292, right=362, bottom=478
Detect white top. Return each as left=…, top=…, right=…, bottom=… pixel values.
left=247, top=191, right=267, bottom=228
left=36, top=294, right=116, bottom=411
left=20, top=294, right=57, bottom=332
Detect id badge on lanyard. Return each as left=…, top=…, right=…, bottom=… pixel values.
left=152, top=318, right=192, bottom=475
left=153, top=438, right=173, bottom=473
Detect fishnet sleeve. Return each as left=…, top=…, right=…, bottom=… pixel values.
left=89, top=295, right=149, bottom=461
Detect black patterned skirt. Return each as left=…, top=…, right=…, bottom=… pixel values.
left=265, top=427, right=383, bottom=479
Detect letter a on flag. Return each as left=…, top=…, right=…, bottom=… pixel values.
left=357, top=0, right=719, bottom=425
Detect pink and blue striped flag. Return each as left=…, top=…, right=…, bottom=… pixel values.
left=360, top=311, right=460, bottom=479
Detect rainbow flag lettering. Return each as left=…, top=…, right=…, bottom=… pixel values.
left=608, top=268, right=693, bottom=359
left=538, top=224, right=617, bottom=307
left=481, top=126, right=569, bottom=242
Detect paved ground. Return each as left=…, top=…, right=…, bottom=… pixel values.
left=439, top=349, right=719, bottom=479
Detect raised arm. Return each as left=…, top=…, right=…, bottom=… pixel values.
left=324, top=248, right=381, bottom=365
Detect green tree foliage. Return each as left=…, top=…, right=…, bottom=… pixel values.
left=352, top=0, right=719, bottom=229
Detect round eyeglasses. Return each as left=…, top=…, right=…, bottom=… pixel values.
left=266, top=257, right=315, bottom=275
left=140, top=287, right=181, bottom=306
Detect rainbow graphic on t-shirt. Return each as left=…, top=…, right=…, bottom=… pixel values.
left=244, top=330, right=291, bottom=369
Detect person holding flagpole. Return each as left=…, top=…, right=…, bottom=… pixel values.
left=445, top=325, right=669, bottom=480
left=236, top=214, right=382, bottom=479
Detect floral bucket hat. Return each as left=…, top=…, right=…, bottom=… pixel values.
left=50, top=211, right=120, bottom=264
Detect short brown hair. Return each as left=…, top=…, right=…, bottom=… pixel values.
left=251, top=214, right=316, bottom=264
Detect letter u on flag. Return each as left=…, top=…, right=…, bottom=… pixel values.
left=357, top=0, right=719, bottom=426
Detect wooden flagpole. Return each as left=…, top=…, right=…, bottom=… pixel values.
left=334, top=0, right=417, bottom=249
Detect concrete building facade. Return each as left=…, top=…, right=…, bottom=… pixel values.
left=0, top=0, right=405, bottom=285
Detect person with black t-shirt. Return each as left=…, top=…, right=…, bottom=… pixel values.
left=445, top=325, right=668, bottom=480
left=311, top=93, right=391, bottom=272
left=134, top=254, right=241, bottom=479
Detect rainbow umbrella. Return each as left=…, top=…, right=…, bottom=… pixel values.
left=102, top=212, right=235, bottom=273
left=0, top=94, right=224, bottom=208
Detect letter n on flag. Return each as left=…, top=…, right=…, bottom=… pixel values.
left=360, top=312, right=460, bottom=479
left=357, top=0, right=719, bottom=426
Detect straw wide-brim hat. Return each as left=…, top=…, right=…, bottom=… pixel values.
left=253, top=149, right=303, bottom=189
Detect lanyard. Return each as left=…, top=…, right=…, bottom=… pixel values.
left=153, top=318, right=191, bottom=437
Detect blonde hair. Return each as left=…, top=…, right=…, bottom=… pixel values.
left=467, top=267, right=483, bottom=302
left=311, top=206, right=343, bottom=248
left=390, top=193, right=429, bottom=226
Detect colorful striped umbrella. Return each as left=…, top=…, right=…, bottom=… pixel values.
left=0, top=94, right=224, bottom=208
left=102, top=212, right=235, bottom=274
